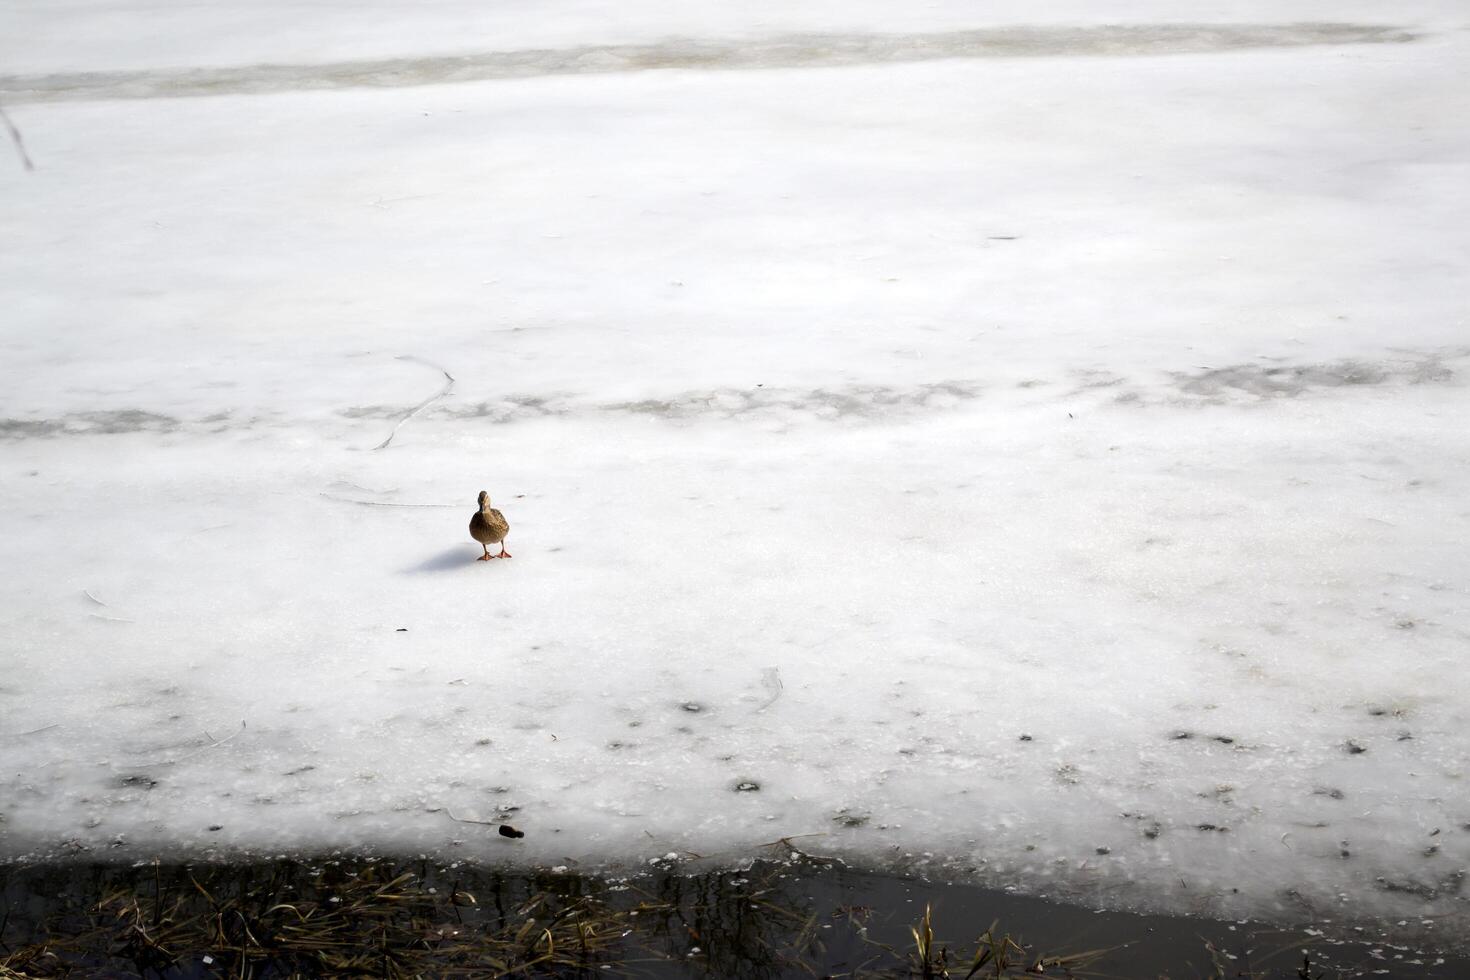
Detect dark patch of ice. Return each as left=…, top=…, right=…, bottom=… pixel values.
left=1, top=25, right=1417, bottom=105
left=0, top=410, right=178, bottom=440
left=1169, top=354, right=1457, bottom=402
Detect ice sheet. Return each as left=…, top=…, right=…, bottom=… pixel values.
left=1, top=0, right=1468, bottom=943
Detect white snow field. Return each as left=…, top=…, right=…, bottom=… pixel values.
left=2, top=0, right=1469, bottom=944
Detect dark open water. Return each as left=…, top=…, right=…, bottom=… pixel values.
left=3, top=855, right=1465, bottom=977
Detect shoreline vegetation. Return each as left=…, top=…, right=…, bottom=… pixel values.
left=2, top=853, right=1463, bottom=978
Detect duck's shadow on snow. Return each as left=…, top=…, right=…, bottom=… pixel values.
left=403, top=547, right=484, bottom=574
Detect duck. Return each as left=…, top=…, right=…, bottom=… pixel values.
left=469, top=490, right=512, bottom=560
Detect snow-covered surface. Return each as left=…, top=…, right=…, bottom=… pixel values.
left=2, top=0, right=1469, bottom=943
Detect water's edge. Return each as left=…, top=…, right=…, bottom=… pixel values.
left=3, top=853, right=1464, bottom=978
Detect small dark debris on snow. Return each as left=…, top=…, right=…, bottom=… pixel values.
left=680, top=702, right=704, bottom=713
left=1170, top=730, right=1192, bottom=740
left=116, top=775, right=158, bottom=790
left=1094, top=846, right=1111, bottom=855
left=1344, top=740, right=1368, bottom=754
left=396, top=628, right=408, bottom=632
left=498, top=824, right=525, bottom=839
left=1211, top=735, right=1234, bottom=745
left=284, top=765, right=315, bottom=776
left=1374, top=877, right=1436, bottom=898
left=1196, top=823, right=1228, bottom=833
left=1018, top=733, right=1033, bottom=742
left=207, top=825, right=222, bottom=832
left=734, top=780, right=761, bottom=793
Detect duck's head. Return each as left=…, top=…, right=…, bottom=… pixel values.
left=477, top=490, right=491, bottom=509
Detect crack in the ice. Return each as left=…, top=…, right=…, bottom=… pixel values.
left=370, top=355, right=455, bottom=451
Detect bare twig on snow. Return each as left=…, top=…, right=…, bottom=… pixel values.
left=0, top=104, right=34, bottom=171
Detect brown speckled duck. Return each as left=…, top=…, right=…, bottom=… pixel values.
left=469, top=490, right=511, bottom=560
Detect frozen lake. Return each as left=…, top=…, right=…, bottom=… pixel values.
left=2, top=0, right=1468, bottom=949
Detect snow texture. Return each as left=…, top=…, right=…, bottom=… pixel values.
left=2, top=0, right=1468, bottom=944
